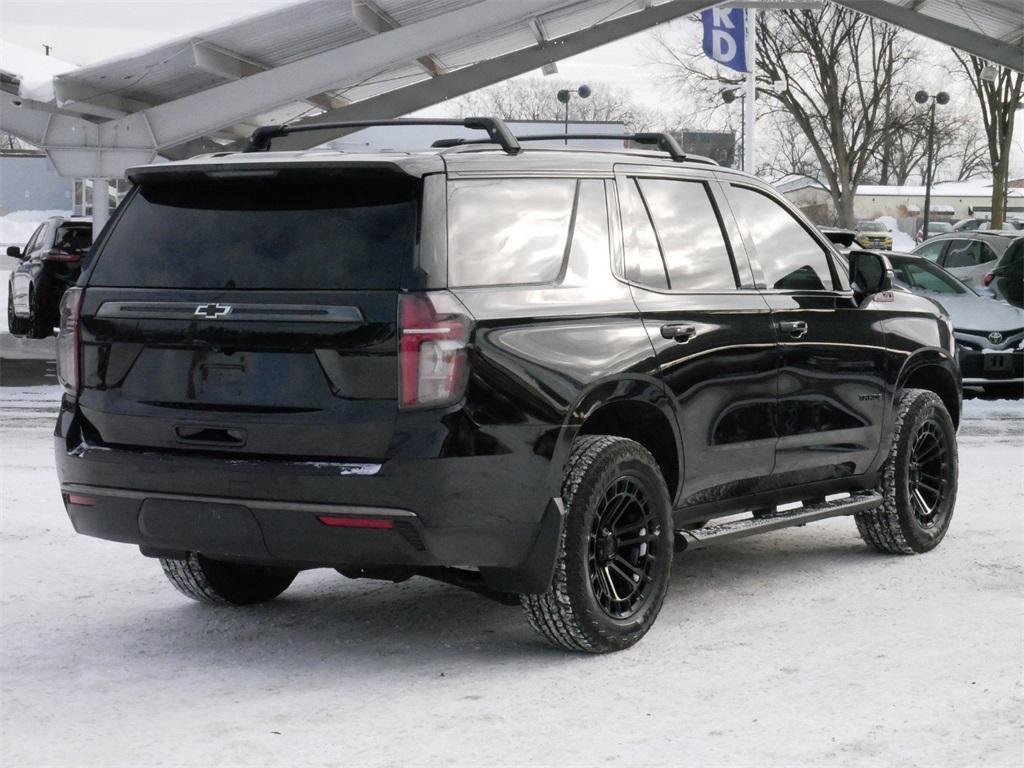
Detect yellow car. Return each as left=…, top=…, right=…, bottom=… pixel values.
left=854, top=221, right=893, bottom=250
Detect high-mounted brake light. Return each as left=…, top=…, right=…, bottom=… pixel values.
left=398, top=292, right=472, bottom=409
left=56, top=288, right=83, bottom=395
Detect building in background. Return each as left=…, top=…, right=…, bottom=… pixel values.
left=776, top=176, right=1024, bottom=230
left=0, top=150, right=71, bottom=215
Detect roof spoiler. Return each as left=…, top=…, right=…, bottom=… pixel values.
left=244, top=117, right=521, bottom=154
left=433, top=132, right=712, bottom=165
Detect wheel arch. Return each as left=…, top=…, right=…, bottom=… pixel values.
left=553, top=376, right=683, bottom=504
left=897, top=352, right=961, bottom=429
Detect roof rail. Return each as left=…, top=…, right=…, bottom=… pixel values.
left=244, top=117, right=521, bottom=154
left=433, top=132, right=711, bottom=164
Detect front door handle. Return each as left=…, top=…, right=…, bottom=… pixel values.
left=660, top=323, right=697, bottom=342
left=777, top=320, right=809, bottom=338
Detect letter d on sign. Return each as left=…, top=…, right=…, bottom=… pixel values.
left=712, top=29, right=736, bottom=62
left=702, top=8, right=748, bottom=73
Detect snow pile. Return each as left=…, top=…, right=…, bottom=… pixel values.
left=875, top=215, right=915, bottom=252
left=0, top=210, right=69, bottom=248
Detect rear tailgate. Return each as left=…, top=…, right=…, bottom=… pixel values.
left=76, top=170, right=421, bottom=459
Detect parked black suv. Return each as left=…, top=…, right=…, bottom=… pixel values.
left=55, top=119, right=961, bottom=653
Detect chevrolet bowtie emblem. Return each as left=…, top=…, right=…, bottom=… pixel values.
left=195, top=303, right=232, bottom=318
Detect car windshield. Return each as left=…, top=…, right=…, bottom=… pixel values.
left=929, top=222, right=952, bottom=233
left=890, top=257, right=970, bottom=295
left=859, top=222, right=887, bottom=232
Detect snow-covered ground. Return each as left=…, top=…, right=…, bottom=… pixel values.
left=1, top=388, right=1021, bottom=767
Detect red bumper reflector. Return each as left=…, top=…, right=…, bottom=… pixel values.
left=316, top=515, right=394, bottom=529
left=68, top=494, right=97, bottom=506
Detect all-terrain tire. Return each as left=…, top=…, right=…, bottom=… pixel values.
left=160, top=553, right=298, bottom=605
left=7, top=289, right=31, bottom=336
left=855, top=389, right=958, bottom=554
left=520, top=435, right=674, bottom=653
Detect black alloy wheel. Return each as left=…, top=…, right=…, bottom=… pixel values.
left=587, top=476, right=662, bottom=619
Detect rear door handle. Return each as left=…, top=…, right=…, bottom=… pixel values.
left=660, top=324, right=697, bottom=342
left=777, top=320, right=808, bottom=338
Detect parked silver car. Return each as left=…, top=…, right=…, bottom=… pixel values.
left=911, top=231, right=1019, bottom=292
left=886, top=253, right=1023, bottom=395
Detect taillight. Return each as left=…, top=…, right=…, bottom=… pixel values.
left=56, top=288, right=83, bottom=396
left=983, top=272, right=994, bottom=286
left=44, top=249, right=81, bottom=263
left=398, top=291, right=472, bottom=409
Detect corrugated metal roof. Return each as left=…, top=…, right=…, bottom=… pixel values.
left=48, top=0, right=663, bottom=115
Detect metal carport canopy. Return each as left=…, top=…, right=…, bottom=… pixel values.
left=0, top=0, right=724, bottom=177
left=835, top=1, right=1023, bottom=73
left=2, top=0, right=1021, bottom=181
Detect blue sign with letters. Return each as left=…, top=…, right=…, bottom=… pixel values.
left=702, top=8, right=748, bottom=73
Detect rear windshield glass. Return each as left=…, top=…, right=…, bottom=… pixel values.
left=89, top=175, right=418, bottom=289
left=55, top=224, right=92, bottom=256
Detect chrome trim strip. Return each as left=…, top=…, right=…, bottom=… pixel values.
left=96, top=301, right=364, bottom=323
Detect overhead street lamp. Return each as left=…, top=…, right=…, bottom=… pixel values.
left=556, top=84, right=591, bottom=145
left=915, top=89, right=950, bottom=241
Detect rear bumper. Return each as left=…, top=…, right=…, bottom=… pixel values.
left=55, top=406, right=566, bottom=593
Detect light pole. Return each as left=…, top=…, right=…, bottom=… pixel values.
left=721, top=85, right=745, bottom=169
left=556, top=84, right=591, bottom=145
left=915, top=89, right=950, bottom=240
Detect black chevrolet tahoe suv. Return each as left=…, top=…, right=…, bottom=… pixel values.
left=55, top=118, right=961, bottom=653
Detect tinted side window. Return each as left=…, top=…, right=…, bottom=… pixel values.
left=563, top=180, right=611, bottom=283
left=637, top=179, right=737, bottom=291
left=448, top=178, right=576, bottom=287
left=619, top=178, right=667, bottom=289
left=943, top=239, right=975, bottom=268
left=729, top=186, right=834, bottom=291
left=915, top=241, right=945, bottom=262
left=24, top=224, right=46, bottom=256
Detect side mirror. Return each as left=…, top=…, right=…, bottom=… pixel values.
left=849, top=250, right=893, bottom=305
left=6, top=246, right=22, bottom=259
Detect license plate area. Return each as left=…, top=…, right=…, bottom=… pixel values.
left=983, top=353, right=1012, bottom=373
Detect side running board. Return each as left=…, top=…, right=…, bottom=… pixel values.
left=676, top=490, right=883, bottom=551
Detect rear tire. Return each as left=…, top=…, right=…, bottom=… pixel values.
left=160, top=553, right=297, bottom=605
left=855, top=389, right=958, bottom=554
left=520, top=435, right=674, bottom=653
left=27, top=288, right=53, bottom=339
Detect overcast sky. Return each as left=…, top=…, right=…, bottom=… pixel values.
left=2, top=0, right=1021, bottom=176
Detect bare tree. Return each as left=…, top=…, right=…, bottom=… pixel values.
left=650, top=7, right=918, bottom=226
left=450, top=78, right=662, bottom=133
left=873, top=98, right=988, bottom=186
left=952, top=53, right=1024, bottom=227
